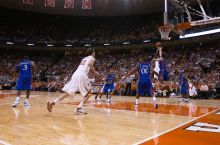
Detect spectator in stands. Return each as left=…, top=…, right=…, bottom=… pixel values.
left=199, top=81, right=210, bottom=99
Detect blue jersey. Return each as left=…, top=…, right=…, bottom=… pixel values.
left=159, top=61, right=168, bottom=72
left=106, top=73, right=115, bottom=85
left=159, top=60, right=169, bottom=81
left=179, top=76, right=187, bottom=86
left=138, top=63, right=151, bottom=80
left=17, top=60, right=32, bottom=76
left=179, top=76, right=188, bottom=94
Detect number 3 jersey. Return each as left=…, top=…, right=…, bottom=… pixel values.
left=16, top=60, right=32, bottom=76
left=138, top=63, right=151, bottom=80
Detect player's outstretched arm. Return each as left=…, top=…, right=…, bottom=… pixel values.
left=88, top=63, right=100, bottom=77
left=31, top=61, right=36, bottom=76
left=123, top=65, right=138, bottom=80
left=13, top=68, right=18, bottom=81
left=155, top=42, right=163, bottom=59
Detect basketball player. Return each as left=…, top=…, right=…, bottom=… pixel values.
left=12, top=56, right=36, bottom=107
left=123, top=58, right=160, bottom=109
left=179, top=74, right=190, bottom=103
left=47, top=48, right=100, bottom=115
left=95, top=69, right=116, bottom=103
left=154, top=42, right=169, bottom=81
left=159, top=60, right=169, bottom=81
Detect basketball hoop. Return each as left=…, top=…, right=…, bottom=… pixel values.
left=158, top=25, right=172, bottom=40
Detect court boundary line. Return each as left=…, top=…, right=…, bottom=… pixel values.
left=133, top=108, right=220, bottom=145
left=63, top=101, right=217, bottom=117
left=0, top=139, right=12, bottom=145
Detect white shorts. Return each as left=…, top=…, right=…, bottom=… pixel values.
left=62, top=71, right=90, bottom=96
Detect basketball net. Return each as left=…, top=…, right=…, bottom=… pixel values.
left=158, top=25, right=172, bottom=40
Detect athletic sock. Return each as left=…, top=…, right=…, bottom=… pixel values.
left=16, top=97, right=20, bottom=101
left=77, top=102, right=83, bottom=108
left=135, top=99, right=139, bottom=105
left=53, top=98, right=60, bottom=103
left=153, top=94, right=157, bottom=104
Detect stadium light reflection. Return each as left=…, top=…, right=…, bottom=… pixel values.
left=65, top=44, right=72, bottom=47
left=180, top=28, right=220, bottom=39
left=123, top=42, right=130, bottom=45
left=6, top=42, right=14, bottom=45
left=27, top=43, right=35, bottom=46
left=143, top=40, right=151, bottom=43
left=47, top=44, right=54, bottom=47
left=85, top=44, right=91, bottom=47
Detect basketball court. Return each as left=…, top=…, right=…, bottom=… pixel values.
left=0, top=0, right=220, bottom=145
left=0, top=90, right=220, bottom=145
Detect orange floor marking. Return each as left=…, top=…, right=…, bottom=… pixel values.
left=64, top=101, right=216, bottom=117
left=137, top=109, right=220, bottom=145
left=0, top=93, right=42, bottom=99
left=0, top=94, right=16, bottom=99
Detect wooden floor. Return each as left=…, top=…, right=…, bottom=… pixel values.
left=0, top=90, right=220, bottom=145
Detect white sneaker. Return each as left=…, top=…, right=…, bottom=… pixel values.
left=97, top=97, right=101, bottom=102
left=12, top=100, right=19, bottom=107
left=107, top=99, right=111, bottom=104
left=184, top=98, right=190, bottom=103
left=179, top=98, right=184, bottom=103
left=75, top=108, right=87, bottom=115
left=24, top=101, right=30, bottom=107
left=134, top=104, right=138, bottom=111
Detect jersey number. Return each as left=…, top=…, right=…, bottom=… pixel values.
left=141, top=68, right=149, bottom=75
left=23, top=65, right=28, bottom=70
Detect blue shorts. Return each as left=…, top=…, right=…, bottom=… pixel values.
left=181, top=85, right=187, bottom=94
left=16, top=75, right=32, bottom=90
left=163, top=71, right=169, bottom=81
left=103, top=84, right=114, bottom=94
left=138, top=79, right=153, bottom=96
left=159, top=70, right=169, bottom=81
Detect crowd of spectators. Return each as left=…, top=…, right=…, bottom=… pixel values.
left=0, top=8, right=220, bottom=99
left=0, top=46, right=219, bottom=99
left=0, top=11, right=161, bottom=46
left=1, top=9, right=220, bottom=46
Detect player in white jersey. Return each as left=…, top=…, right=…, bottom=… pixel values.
left=154, top=58, right=160, bottom=79
left=47, top=48, right=99, bottom=115
left=154, top=42, right=163, bottom=80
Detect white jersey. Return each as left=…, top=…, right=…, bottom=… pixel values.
left=76, top=55, right=96, bottom=74
left=63, top=55, right=96, bottom=96
left=154, top=60, right=160, bottom=79
left=155, top=60, right=160, bottom=71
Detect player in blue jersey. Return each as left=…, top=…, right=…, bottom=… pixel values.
left=179, top=74, right=190, bottom=103
left=95, top=69, right=116, bottom=103
left=123, top=58, right=160, bottom=109
left=159, top=59, right=169, bottom=81
left=12, top=56, right=36, bottom=107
